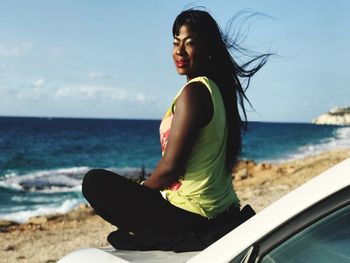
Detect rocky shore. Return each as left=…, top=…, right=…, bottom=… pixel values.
left=313, top=106, right=350, bottom=125
left=1, top=149, right=350, bottom=263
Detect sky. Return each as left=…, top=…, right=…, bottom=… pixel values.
left=0, top=0, right=349, bottom=123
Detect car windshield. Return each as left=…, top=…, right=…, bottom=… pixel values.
left=260, top=204, right=350, bottom=263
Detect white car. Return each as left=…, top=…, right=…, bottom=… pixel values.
left=59, top=157, right=350, bottom=263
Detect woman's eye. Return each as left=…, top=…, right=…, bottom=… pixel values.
left=173, top=41, right=179, bottom=46
left=185, top=40, right=195, bottom=46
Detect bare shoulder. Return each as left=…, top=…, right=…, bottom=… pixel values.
left=178, top=81, right=212, bottom=107
left=176, top=81, right=213, bottom=127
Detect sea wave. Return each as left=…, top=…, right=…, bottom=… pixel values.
left=0, top=167, right=89, bottom=193
left=0, top=166, right=151, bottom=193
left=0, top=198, right=82, bottom=223
left=335, top=126, right=350, bottom=148
left=273, top=126, right=350, bottom=163
left=0, top=165, right=152, bottom=223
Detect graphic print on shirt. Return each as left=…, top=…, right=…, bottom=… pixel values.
left=159, top=113, right=173, bottom=155
left=159, top=111, right=182, bottom=191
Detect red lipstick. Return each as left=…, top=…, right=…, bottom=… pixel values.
left=176, top=60, right=189, bottom=68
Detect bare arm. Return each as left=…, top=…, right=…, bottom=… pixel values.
left=144, top=82, right=213, bottom=190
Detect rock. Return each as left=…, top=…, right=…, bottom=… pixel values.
left=233, top=160, right=256, bottom=172
left=0, top=220, right=18, bottom=232
left=246, top=160, right=256, bottom=169
left=275, top=167, right=284, bottom=174
left=313, top=106, right=350, bottom=126
left=4, top=245, right=16, bottom=251
left=28, top=216, right=48, bottom=225
left=0, top=220, right=18, bottom=228
left=236, top=168, right=249, bottom=180
left=255, top=162, right=272, bottom=171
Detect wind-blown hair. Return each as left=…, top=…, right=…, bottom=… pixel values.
left=173, top=8, right=270, bottom=169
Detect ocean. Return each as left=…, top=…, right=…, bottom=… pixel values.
left=1, top=116, right=349, bottom=223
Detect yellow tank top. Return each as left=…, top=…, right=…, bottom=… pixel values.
left=160, top=76, right=240, bottom=218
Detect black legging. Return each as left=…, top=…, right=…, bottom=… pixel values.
left=82, top=169, right=212, bottom=239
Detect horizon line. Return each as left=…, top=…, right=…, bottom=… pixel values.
left=0, top=114, right=313, bottom=124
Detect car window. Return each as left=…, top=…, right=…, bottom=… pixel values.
left=260, top=204, right=350, bottom=263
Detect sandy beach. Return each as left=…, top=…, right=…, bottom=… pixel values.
left=1, top=149, right=349, bottom=263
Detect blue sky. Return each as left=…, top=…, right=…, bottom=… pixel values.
left=0, top=0, right=349, bottom=122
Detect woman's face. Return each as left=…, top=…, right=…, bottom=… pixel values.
left=172, top=25, right=209, bottom=80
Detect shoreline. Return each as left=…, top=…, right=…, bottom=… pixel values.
left=1, top=149, right=350, bottom=262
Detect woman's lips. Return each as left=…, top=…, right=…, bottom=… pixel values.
left=176, top=60, right=189, bottom=68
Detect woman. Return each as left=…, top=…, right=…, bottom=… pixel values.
left=82, top=9, right=269, bottom=251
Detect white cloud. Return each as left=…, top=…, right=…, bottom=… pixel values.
left=1, top=83, right=149, bottom=103
left=89, top=71, right=106, bottom=79
left=54, top=85, right=128, bottom=101
left=48, top=47, right=66, bottom=59
left=0, top=81, right=160, bottom=118
left=136, top=93, right=146, bottom=102
left=15, top=87, right=45, bottom=101
left=0, top=64, right=5, bottom=77
left=0, top=42, right=32, bottom=57
left=32, top=78, right=45, bottom=87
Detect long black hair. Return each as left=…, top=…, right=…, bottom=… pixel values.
left=173, top=8, right=271, bottom=169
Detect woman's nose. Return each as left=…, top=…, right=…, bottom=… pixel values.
left=176, top=44, right=186, bottom=55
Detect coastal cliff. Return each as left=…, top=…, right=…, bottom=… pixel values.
left=312, top=107, right=350, bottom=126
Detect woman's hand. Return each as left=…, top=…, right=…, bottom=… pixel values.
left=144, top=81, right=213, bottom=190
